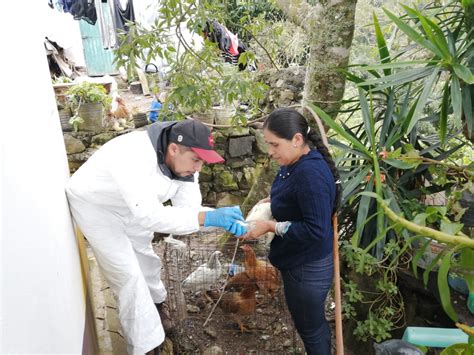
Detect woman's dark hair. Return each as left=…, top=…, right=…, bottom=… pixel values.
left=263, top=108, right=342, bottom=213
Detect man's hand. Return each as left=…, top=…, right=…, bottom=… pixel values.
left=204, top=206, right=246, bottom=236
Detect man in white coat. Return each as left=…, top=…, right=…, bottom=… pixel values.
left=66, top=119, right=246, bottom=354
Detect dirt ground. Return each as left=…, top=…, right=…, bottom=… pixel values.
left=118, top=88, right=155, bottom=117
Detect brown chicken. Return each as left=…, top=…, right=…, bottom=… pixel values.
left=110, top=96, right=130, bottom=120
left=239, top=244, right=281, bottom=299
left=206, top=283, right=258, bottom=333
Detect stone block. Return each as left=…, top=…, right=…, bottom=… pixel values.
left=228, top=136, right=255, bottom=158
left=64, top=134, right=86, bottom=154
left=226, top=157, right=256, bottom=169
left=250, top=127, right=268, bottom=155
left=216, top=193, right=244, bottom=208
left=91, top=132, right=117, bottom=146
left=215, top=169, right=238, bottom=191
left=219, top=126, right=250, bottom=137
left=199, top=165, right=213, bottom=182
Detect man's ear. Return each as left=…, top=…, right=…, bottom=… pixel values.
left=168, top=142, right=180, bottom=156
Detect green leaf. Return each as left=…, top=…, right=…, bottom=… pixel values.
left=452, top=63, right=474, bottom=84
left=413, top=9, right=451, bottom=59
left=380, top=92, right=394, bottom=145
left=383, top=158, right=418, bottom=169
left=451, top=75, right=462, bottom=126
left=459, top=248, right=474, bottom=292
left=438, top=250, right=459, bottom=322
left=361, top=61, right=433, bottom=70
left=426, top=206, right=447, bottom=220
left=306, top=102, right=372, bottom=156
left=355, top=180, right=375, bottom=247
left=331, top=141, right=370, bottom=158
left=462, top=85, right=473, bottom=139
left=359, top=67, right=434, bottom=91
left=407, top=65, right=441, bottom=133
left=342, top=166, right=372, bottom=202
left=423, top=249, right=445, bottom=286
left=373, top=13, right=391, bottom=76
left=440, top=343, right=474, bottom=355
left=440, top=220, right=464, bottom=235
left=359, top=88, right=375, bottom=147
left=383, top=8, right=445, bottom=58
left=412, top=239, right=430, bottom=278
left=440, top=80, right=450, bottom=146
left=385, top=132, right=403, bottom=149
left=383, top=187, right=410, bottom=240
left=413, top=213, right=428, bottom=226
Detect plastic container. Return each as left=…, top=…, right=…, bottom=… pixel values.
left=402, top=327, right=468, bottom=348
left=448, top=273, right=469, bottom=295
left=149, top=99, right=162, bottom=123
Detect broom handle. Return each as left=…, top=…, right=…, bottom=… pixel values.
left=333, top=214, right=344, bottom=355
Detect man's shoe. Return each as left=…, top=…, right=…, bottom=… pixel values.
left=155, top=302, right=175, bottom=335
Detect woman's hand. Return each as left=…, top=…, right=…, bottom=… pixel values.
left=241, top=220, right=276, bottom=240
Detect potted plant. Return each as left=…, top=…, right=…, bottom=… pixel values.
left=66, top=81, right=112, bottom=132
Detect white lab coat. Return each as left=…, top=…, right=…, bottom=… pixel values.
left=66, top=130, right=203, bottom=354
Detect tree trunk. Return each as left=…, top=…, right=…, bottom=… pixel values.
left=276, top=0, right=357, bottom=121
left=241, top=158, right=279, bottom=216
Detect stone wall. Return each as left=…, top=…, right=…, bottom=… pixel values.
left=62, top=67, right=305, bottom=207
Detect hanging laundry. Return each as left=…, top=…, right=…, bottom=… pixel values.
left=202, top=20, right=252, bottom=71
left=64, top=0, right=97, bottom=25
left=62, top=0, right=75, bottom=13
left=95, top=0, right=117, bottom=49
left=112, top=0, right=135, bottom=34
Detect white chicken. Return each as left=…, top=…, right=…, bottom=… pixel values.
left=245, top=201, right=275, bottom=245
left=182, top=250, right=223, bottom=291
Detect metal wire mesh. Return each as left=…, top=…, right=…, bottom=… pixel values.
left=158, top=229, right=305, bottom=354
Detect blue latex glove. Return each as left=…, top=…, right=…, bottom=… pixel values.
left=204, top=206, right=245, bottom=235
left=229, top=221, right=247, bottom=237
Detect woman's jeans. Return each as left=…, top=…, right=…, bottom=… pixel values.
left=281, top=254, right=334, bottom=355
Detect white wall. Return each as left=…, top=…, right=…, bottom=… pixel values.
left=1, top=2, right=86, bottom=353
left=44, top=6, right=86, bottom=67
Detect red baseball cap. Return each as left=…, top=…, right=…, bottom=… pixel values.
left=169, top=120, right=224, bottom=163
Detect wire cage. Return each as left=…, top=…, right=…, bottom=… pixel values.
left=157, top=228, right=305, bottom=354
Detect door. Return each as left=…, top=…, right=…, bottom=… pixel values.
left=79, top=3, right=119, bottom=76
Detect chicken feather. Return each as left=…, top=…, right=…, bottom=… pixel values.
left=206, top=283, right=258, bottom=333
left=240, top=244, right=281, bottom=299
left=182, top=251, right=223, bottom=291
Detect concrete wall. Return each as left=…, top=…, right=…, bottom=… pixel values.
left=1, top=2, right=90, bottom=353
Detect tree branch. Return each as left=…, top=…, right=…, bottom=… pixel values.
left=378, top=197, right=474, bottom=248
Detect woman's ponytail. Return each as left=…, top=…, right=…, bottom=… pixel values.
left=307, top=128, right=342, bottom=214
